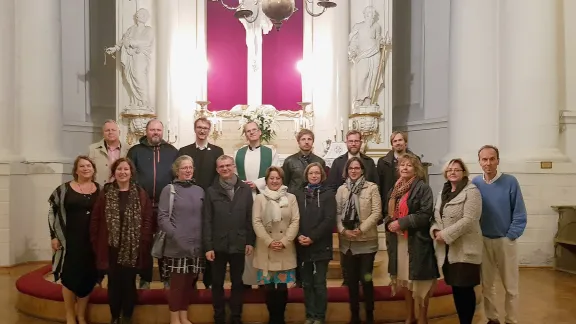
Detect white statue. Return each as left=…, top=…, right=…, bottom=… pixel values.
left=106, top=8, right=154, bottom=113
left=239, top=3, right=273, bottom=72
left=348, top=6, right=387, bottom=109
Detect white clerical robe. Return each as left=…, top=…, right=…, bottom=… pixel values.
left=233, top=146, right=279, bottom=286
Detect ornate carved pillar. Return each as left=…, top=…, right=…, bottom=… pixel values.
left=499, top=0, right=567, bottom=162
left=445, top=0, right=498, bottom=163
left=15, top=0, right=64, bottom=161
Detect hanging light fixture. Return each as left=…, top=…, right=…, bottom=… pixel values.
left=211, top=0, right=337, bottom=31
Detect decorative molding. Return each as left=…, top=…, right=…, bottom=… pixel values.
left=394, top=117, right=448, bottom=132
left=62, top=121, right=100, bottom=133
left=560, top=110, right=576, bottom=132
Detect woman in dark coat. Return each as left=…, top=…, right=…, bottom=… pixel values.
left=90, top=157, right=154, bottom=324
left=294, top=162, right=336, bottom=324
left=384, top=153, right=439, bottom=324
left=48, top=155, right=100, bottom=324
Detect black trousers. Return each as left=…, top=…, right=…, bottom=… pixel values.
left=203, top=261, right=212, bottom=287
left=108, top=265, right=138, bottom=319
left=341, top=251, right=376, bottom=318
left=211, top=252, right=245, bottom=324
left=265, top=283, right=288, bottom=324
left=452, top=286, right=476, bottom=324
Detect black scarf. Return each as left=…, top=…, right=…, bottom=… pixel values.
left=440, top=177, right=468, bottom=218
left=173, top=179, right=195, bottom=187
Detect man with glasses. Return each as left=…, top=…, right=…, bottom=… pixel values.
left=234, top=121, right=279, bottom=289
left=203, top=155, right=254, bottom=324
left=178, top=117, right=224, bottom=288
left=326, top=130, right=378, bottom=286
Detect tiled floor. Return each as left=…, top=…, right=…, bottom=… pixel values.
left=4, top=263, right=576, bottom=323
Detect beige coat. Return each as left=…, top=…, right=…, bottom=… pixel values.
left=88, top=139, right=129, bottom=186
left=252, top=193, right=300, bottom=273
left=431, top=182, right=483, bottom=267
left=336, top=181, right=382, bottom=241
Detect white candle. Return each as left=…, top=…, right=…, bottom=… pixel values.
left=340, top=117, right=344, bottom=131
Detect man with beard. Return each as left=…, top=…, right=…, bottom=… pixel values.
left=376, top=131, right=418, bottom=202
left=326, top=130, right=378, bottom=286
left=282, top=129, right=326, bottom=194
left=234, top=121, right=279, bottom=288
left=177, top=117, right=224, bottom=288
left=127, top=119, right=178, bottom=288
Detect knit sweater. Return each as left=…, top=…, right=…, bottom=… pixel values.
left=472, top=174, right=527, bottom=240
left=157, top=182, right=204, bottom=258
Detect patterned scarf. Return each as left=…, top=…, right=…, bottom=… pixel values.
left=304, top=183, right=322, bottom=207
left=387, top=176, right=416, bottom=218
left=104, top=183, right=142, bottom=267
left=342, top=176, right=366, bottom=229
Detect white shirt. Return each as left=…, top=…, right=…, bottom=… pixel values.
left=483, top=171, right=502, bottom=184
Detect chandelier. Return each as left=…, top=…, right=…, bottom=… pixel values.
left=211, top=0, right=337, bottom=30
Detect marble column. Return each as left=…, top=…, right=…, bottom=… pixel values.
left=16, top=0, right=64, bottom=161
left=445, top=0, right=498, bottom=163
left=0, top=0, right=15, bottom=161
left=309, top=1, right=350, bottom=147
left=155, top=0, right=173, bottom=129
left=499, top=0, right=567, bottom=162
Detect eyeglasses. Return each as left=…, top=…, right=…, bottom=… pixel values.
left=347, top=140, right=361, bottom=144
left=447, top=169, right=463, bottom=173
left=179, top=167, right=193, bottom=171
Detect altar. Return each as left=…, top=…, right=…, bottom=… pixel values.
left=109, top=0, right=395, bottom=159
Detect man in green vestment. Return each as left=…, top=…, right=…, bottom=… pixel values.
left=234, top=121, right=279, bottom=288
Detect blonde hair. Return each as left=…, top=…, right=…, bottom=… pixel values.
left=172, top=155, right=194, bottom=176
left=442, top=158, right=470, bottom=180
left=397, top=153, right=426, bottom=180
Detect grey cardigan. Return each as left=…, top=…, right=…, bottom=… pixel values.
left=157, top=183, right=204, bottom=258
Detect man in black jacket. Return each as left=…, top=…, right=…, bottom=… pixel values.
left=178, top=117, right=224, bottom=289
left=203, top=155, right=255, bottom=324
left=377, top=131, right=418, bottom=204
left=326, top=130, right=379, bottom=189
left=126, top=119, right=178, bottom=288
left=282, top=129, right=326, bottom=194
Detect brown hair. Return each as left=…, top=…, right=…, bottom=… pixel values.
left=72, top=155, right=97, bottom=182
left=194, top=117, right=212, bottom=129
left=389, top=131, right=408, bottom=145
left=346, top=130, right=362, bottom=140
left=304, top=162, right=326, bottom=183
left=478, top=144, right=500, bottom=160
left=172, top=155, right=194, bottom=176
left=397, top=153, right=426, bottom=180
left=296, top=129, right=315, bottom=142
left=343, top=157, right=365, bottom=179
left=442, top=158, right=470, bottom=180
left=265, top=166, right=285, bottom=182
left=110, top=157, right=136, bottom=180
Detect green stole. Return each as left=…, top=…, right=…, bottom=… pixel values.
left=235, top=145, right=273, bottom=181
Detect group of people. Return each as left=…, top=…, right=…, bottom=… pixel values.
left=47, top=116, right=526, bottom=324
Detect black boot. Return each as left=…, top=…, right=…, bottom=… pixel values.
left=349, top=310, right=361, bottom=324
left=110, top=318, right=120, bottom=324
left=275, top=287, right=288, bottom=324
left=265, top=284, right=277, bottom=324
left=365, top=311, right=374, bottom=324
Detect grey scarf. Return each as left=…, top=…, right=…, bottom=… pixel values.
left=342, top=176, right=366, bottom=229
left=219, top=174, right=238, bottom=200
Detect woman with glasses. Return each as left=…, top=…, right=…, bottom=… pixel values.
left=384, top=153, right=438, bottom=324
left=336, top=157, right=381, bottom=324
left=431, top=159, right=482, bottom=324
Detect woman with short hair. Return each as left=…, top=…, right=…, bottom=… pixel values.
left=158, top=155, right=205, bottom=324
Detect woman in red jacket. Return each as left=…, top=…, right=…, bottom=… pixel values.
left=91, top=157, right=154, bottom=324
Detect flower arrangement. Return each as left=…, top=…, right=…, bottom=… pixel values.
left=239, top=106, right=278, bottom=144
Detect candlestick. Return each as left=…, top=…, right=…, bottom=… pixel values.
left=340, top=117, right=344, bottom=131
left=341, top=130, right=344, bottom=142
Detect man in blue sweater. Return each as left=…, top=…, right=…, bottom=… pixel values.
left=472, top=145, right=526, bottom=324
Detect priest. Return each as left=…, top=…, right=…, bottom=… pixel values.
left=234, top=121, right=279, bottom=288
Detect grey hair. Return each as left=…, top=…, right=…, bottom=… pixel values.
left=102, top=119, right=118, bottom=129
left=216, top=154, right=235, bottom=165
left=172, top=155, right=194, bottom=176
